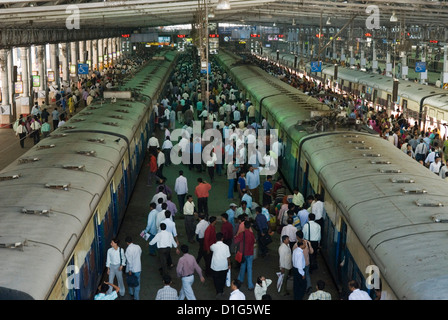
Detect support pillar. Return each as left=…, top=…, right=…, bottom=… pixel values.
left=0, top=49, right=11, bottom=126
left=92, top=39, right=98, bottom=72
left=60, top=43, right=69, bottom=85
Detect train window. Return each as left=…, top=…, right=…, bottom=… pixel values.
left=402, top=99, right=408, bottom=110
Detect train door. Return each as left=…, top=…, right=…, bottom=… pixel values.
left=94, top=211, right=104, bottom=277
left=336, top=218, right=348, bottom=289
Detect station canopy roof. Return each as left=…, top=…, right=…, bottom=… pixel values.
left=0, top=0, right=447, bottom=30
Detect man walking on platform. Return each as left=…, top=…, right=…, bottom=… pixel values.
left=195, top=178, right=212, bottom=219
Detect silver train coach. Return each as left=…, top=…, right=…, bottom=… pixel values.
left=0, top=50, right=178, bottom=300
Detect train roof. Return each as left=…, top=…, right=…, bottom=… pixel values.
left=0, top=51, right=177, bottom=299
left=302, top=132, right=448, bottom=299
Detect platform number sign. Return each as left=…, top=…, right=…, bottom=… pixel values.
left=77, top=63, right=89, bottom=75
left=311, top=61, right=322, bottom=73
left=415, top=62, right=426, bottom=73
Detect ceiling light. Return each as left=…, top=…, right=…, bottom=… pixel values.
left=390, top=12, right=398, bottom=22
left=216, top=0, right=231, bottom=10
left=273, top=22, right=276, bottom=27
left=326, top=17, right=331, bottom=25
left=292, top=18, right=296, bottom=26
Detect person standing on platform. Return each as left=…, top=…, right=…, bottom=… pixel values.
left=51, top=107, right=59, bottom=130
left=234, top=220, right=256, bottom=291
left=229, top=279, right=246, bottom=300
left=348, top=280, right=372, bottom=300
left=262, top=175, right=273, bottom=206
left=149, top=222, right=180, bottom=277
left=15, top=122, right=27, bottom=148
left=302, top=213, right=321, bottom=272
left=292, top=240, right=307, bottom=300
left=255, top=206, right=270, bottom=258
left=220, top=213, right=233, bottom=248
left=175, top=170, right=188, bottom=214
left=41, top=119, right=51, bottom=138
left=195, top=178, right=212, bottom=219
left=210, top=232, right=231, bottom=298
left=147, top=153, right=162, bottom=187
left=246, top=166, right=260, bottom=205
left=203, top=216, right=217, bottom=276
left=183, top=195, right=196, bottom=244
left=278, top=235, right=292, bottom=296
left=195, top=213, right=209, bottom=265
left=176, top=244, right=205, bottom=300
left=124, top=236, right=142, bottom=300
left=106, top=238, right=126, bottom=298
left=145, top=202, right=158, bottom=256
left=162, top=136, right=173, bottom=167
left=156, top=147, right=166, bottom=181
left=227, top=161, right=238, bottom=200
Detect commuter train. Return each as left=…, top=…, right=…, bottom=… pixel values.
left=0, top=49, right=178, bottom=300
left=261, top=48, right=448, bottom=138
left=217, top=48, right=448, bottom=299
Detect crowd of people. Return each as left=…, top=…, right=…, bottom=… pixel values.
left=250, top=53, right=448, bottom=180
left=12, top=53, right=150, bottom=148
left=95, top=47, right=377, bottom=301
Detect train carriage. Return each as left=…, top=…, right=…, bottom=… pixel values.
left=0, top=49, right=178, bottom=300
left=218, top=49, right=448, bottom=299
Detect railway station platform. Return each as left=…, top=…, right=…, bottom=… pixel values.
left=109, top=120, right=341, bottom=301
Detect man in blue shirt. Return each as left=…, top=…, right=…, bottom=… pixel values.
left=145, top=202, right=159, bottom=256
left=263, top=175, right=273, bottom=206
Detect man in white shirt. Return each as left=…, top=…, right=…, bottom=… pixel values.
left=281, top=218, right=298, bottom=249
left=303, top=213, right=321, bottom=272
left=229, top=279, right=246, bottom=300
left=311, top=194, right=325, bottom=229
left=157, top=148, right=166, bottom=180
left=151, top=185, right=168, bottom=205
left=292, top=189, right=305, bottom=208
left=183, top=195, right=196, bottom=243
left=278, top=235, right=292, bottom=296
left=106, top=238, right=126, bottom=297
left=430, top=156, right=442, bottom=174
left=210, top=232, right=231, bottom=297
left=348, top=280, right=372, bottom=300
left=175, top=171, right=188, bottom=214
left=145, top=203, right=159, bottom=256
left=147, top=134, right=160, bottom=153
left=292, top=240, right=307, bottom=300
left=125, top=236, right=142, bottom=300
left=149, top=223, right=180, bottom=277
left=195, top=213, right=209, bottom=265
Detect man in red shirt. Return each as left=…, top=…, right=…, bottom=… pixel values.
left=147, top=153, right=162, bottom=187
left=203, top=216, right=217, bottom=276
left=234, top=220, right=256, bottom=291
left=195, top=178, right=212, bottom=219
left=220, top=212, right=233, bottom=248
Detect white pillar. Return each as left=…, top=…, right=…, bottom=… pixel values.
left=79, top=40, right=85, bottom=63
left=19, top=47, right=30, bottom=98
left=98, top=38, right=103, bottom=71
left=92, top=39, right=98, bottom=71
left=442, top=44, right=448, bottom=88
left=60, top=43, right=69, bottom=84
left=37, top=45, right=45, bottom=91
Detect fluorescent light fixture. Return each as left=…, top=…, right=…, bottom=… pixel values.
left=216, top=0, right=230, bottom=10
left=326, top=17, right=331, bottom=25
left=273, top=22, right=276, bottom=27
left=292, top=18, right=296, bottom=26
left=390, top=12, right=398, bottom=22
